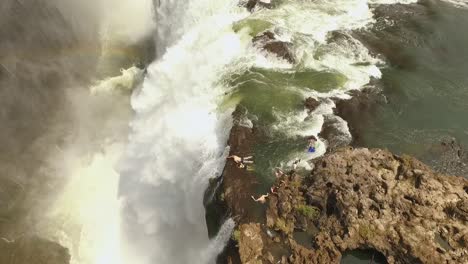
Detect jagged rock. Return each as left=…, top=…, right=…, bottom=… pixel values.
left=252, top=31, right=296, bottom=64
left=263, top=42, right=295, bottom=64
left=252, top=31, right=275, bottom=43
left=233, top=148, right=468, bottom=264
left=244, top=0, right=273, bottom=12
left=305, top=148, right=468, bottom=264
left=304, top=97, right=320, bottom=113
left=333, top=88, right=386, bottom=145
left=318, top=115, right=352, bottom=151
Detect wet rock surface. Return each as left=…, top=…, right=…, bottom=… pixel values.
left=424, top=137, right=468, bottom=177
left=221, top=107, right=260, bottom=224
left=244, top=0, right=273, bottom=12
left=318, top=115, right=352, bottom=152
left=332, top=87, right=387, bottom=146
left=213, top=106, right=263, bottom=264
left=226, top=148, right=468, bottom=264
left=304, top=98, right=320, bottom=113
left=252, top=31, right=296, bottom=64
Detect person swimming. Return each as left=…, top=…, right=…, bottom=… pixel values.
left=307, top=136, right=317, bottom=153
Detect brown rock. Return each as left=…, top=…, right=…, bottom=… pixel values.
left=305, top=148, right=468, bottom=264
left=244, top=0, right=273, bottom=12
left=304, top=97, right=320, bottom=113
left=263, top=41, right=295, bottom=64
left=252, top=31, right=296, bottom=64
left=333, top=88, right=386, bottom=145
left=232, top=148, right=468, bottom=264
left=238, top=224, right=265, bottom=264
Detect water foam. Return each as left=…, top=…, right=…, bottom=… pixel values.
left=90, top=67, right=144, bottom=94
left=440, top=0, right=468, bottom=9
left=118, top=1, right=248, bottom=263
left=119, top=0, right=419, bottom=263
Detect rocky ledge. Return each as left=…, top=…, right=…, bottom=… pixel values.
left=226, top=147, right=468, bottom=264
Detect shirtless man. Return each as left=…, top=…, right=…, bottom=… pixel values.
left=251, top=194, right=269, bottom=204
left=227, top=155, right=254, bottom=168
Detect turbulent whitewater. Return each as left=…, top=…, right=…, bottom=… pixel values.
left=4, top=0, right=468, bottom=264
left=117, top=0, right=419, bottom=264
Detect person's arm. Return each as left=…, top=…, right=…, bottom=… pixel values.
left=228, top=155, right=241, bottom=163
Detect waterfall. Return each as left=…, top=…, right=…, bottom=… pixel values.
left=118, top=1, right=247, bottom=263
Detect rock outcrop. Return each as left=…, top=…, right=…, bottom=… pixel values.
left=244, top=0, right=273, bottom=12
left=231, top=148, right=468, bottom=264
left=332, top=87, right=387, bottom=145
left=252, top=31, right=296, bottom=64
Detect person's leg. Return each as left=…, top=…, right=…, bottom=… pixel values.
left=243, top=160, right=254, bottom=164
left=244, top=156, right=253, bottom=160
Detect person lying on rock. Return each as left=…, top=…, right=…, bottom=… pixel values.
left=227, top=155, right=254, bottom=169
left=307, top=135, right=318, bottom=153
left=251, top=193, right=269, bottom=204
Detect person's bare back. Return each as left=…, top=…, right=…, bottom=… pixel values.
left=251, top=194, right=269, bottom=204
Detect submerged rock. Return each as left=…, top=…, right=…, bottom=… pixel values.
left=229, top=148, right=468, bottom=264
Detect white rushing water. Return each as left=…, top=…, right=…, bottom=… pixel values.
left=441, top=0, right=468, bottom=9
left=118, top=0, right=422, bottom=263
left=118, top=1, right=247, bottom=263
left=38, top=0, right=422, bottom=264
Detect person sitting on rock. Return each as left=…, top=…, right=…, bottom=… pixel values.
left=274, top=168, right=284, bottom=178
left=251, top=193, right=269, bottom=204
left=227, top=155, right=254, bottom=169
left=307, top=136, right=318, bottom=153
left=270, top=186, right=278, bottom=194
left=292, top=158, right=301, bottom=170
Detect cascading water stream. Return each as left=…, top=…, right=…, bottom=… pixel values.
left=118, top=1, right=248, bottom=263
left=118, top=0, right=420, bottom=263
left=5, top=0, right=468, bottom=264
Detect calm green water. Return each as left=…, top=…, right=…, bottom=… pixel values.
left=358, top=1, right=468, bottom=170
left=343, top=2, right=468, bottom=263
